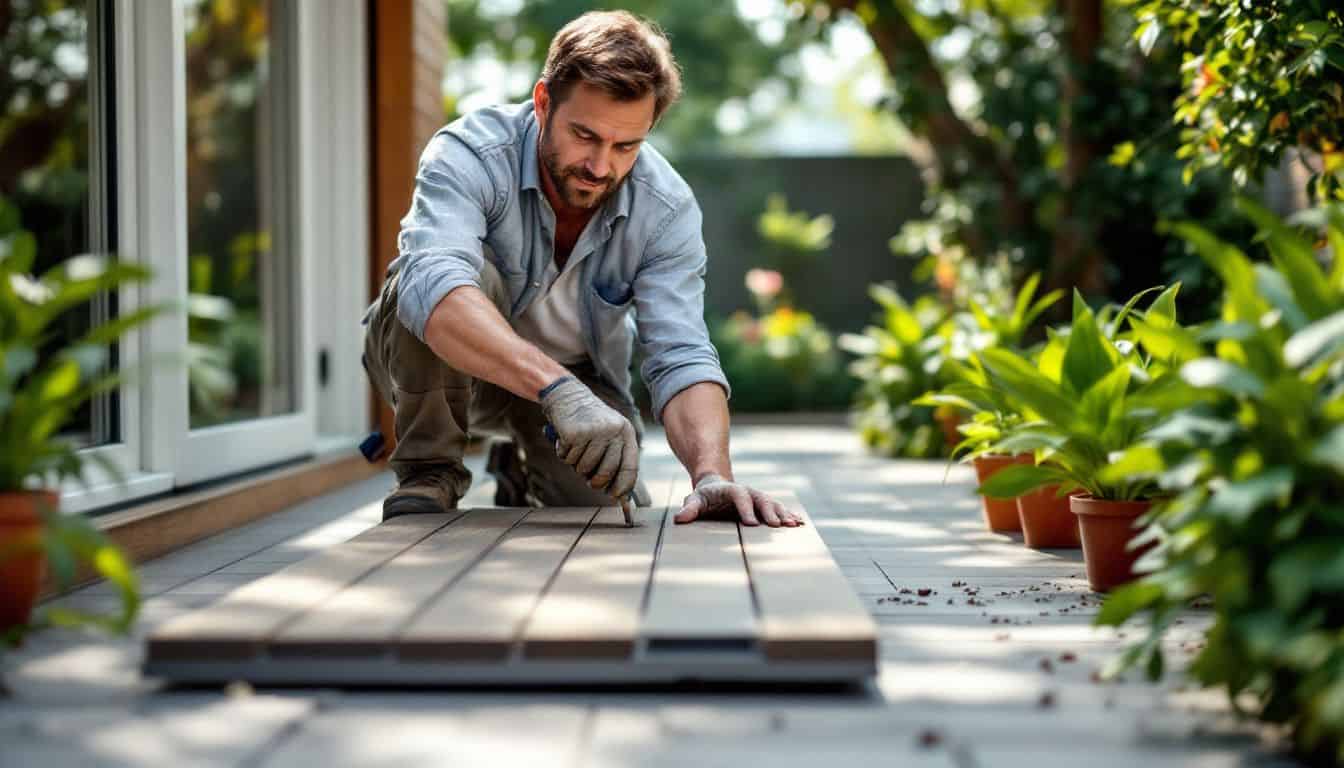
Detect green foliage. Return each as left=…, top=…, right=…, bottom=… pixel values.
left=0, top=197, right=165, bottom=491
left=1130, top=0, right=1344, bottom=200
left=442, top=0, right=823, bottom=155
left=863, top=1, right=1246, bottom=305
left=754, top=195, right=835, bottom=310
left=710, top=308, right=855, bottom=413
left=910, top=270, right=1062, bottom=459
left=839, top=285, right=950, bottom=458
left=1097, top=199, right=1344, bottom=763
left=0, top=197, right=155, bottom=649
left=976, top=287, right=1178, bottom=501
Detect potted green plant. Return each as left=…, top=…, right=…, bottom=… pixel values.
left=976, top=286, right=1178, bottom=589
left=916, top=360, right=1030, bottom=531
left=1097, top=199, right=1344, bottom=764
left=0, top=198, right=160, bottom=655
left=915, top=272, right=1063, bottom=533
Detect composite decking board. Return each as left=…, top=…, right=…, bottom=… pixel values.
left=739, top=491, right=878, bottom=663
left=641, top=478, right=758, bottom=643
left=520, top=505, right=667, bottom=659
left=396, top=506, right=600, bottom=661
left=145, top=514, right=452, bottom=662
left=268, top=508, right=530, bottom=656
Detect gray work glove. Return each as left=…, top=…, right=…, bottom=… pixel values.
left=538, top=376, right=639, bottom=499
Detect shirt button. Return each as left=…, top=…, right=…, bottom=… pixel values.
left=532, top=281, right=541, bottom=287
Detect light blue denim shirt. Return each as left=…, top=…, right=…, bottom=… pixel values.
left=370, top=101, right=729, bottom=423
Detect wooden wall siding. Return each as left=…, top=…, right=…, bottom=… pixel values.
left=369, top=0, right=447, bottom=442
left=142, top=486, right=878, bottom=685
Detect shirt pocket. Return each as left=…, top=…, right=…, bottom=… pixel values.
left=593, top=279, right=634, bottom=308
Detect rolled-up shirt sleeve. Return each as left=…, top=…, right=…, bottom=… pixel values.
left=394, top=132, right=499, bottom=342
left=634, top=197, right=731, bottom=423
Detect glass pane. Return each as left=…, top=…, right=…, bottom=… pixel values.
left=184, top=0, right=295, bottom=428
left=1, top=0, right=118, bottom=448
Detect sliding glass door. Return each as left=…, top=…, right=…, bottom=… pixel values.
left=2, top=0, right=371, bottom=512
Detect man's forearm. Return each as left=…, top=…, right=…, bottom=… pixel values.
left=662, top=381, right=733, bottom=484
left=422, top=286, right=568, bottom=401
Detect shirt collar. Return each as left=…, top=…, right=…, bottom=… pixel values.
left=520, top=108, right=633, bottom=229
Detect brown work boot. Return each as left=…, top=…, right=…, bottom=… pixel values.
left=383, top=463, right=465, bottom=521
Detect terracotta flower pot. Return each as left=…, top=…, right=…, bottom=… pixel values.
left=0, top=490, right=56, bottom=636
left=1070, top=495, right=1155, bottom=592
left=972, top=454, right=1032, bottom=532
left=1016, top=485, right=1081, bottom=549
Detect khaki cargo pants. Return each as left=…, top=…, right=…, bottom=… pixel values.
left=362, top=259, right=651, bottom=507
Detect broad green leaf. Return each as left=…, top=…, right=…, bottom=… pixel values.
left=1096, top=580, right=1165, bottom=626
left=1181, top=359, right=1266, bottom=398
left=1144, top=411, right=1238, bottom=444
left=1037, top=331, right=1066, bottom=383
left=977, top=463, right=1060, bottom=499
left=1143, top=284, right=1181, bottom=328
left=1099, top=443, right=1166, bottom=485
left=990, top=428, right=1068, bottom=454
left=980, top=348, right=1078, bottom=429
left=1205, top=467, right=1295, bottom=523
left=1238, top=197, right=1335, bottom=321
left=1077, top=363, right=1131, bottom=435
left=1063, top=290, right=1117, bottom=395
left=1, top=231, right=37, bottom=274
left=1168, top=221, right=1264, bottom=322
left=1284, top=309, right=1344, bottom=368
left=1107, top=285, right=1165, bottom=338
left=1252, top=264, right=1310, bottom=333
left=4, top=346, right=38, bottom=381
left=1310, top=425, right=1344, bottom=472
left=38, top=358, right=81, bottom=403
left=1130, top=317, right=1203, bottom=364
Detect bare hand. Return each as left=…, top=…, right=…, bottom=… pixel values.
left=673, top=474, right=803, bottom=527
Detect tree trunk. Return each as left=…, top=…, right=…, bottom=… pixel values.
left=821, top=0, right=1027, bottom=258
left=1052, top=0, right=1105, bottom=295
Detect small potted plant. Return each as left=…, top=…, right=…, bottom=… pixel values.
left=916, top=273, right=1063, bottom=532
left=917, top=362, right=1031, bottom=532
left=977, top=287, right=1177, bottom=589
left=0, top=199, right=160, bottom=655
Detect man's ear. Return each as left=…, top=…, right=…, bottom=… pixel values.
left=533, top=81, right=550, bottom=125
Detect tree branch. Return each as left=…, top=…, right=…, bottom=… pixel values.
left=822, top=0, right=1027, bottom=249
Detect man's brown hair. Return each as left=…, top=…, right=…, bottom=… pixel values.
left=540, top=11, right=682, bottom=125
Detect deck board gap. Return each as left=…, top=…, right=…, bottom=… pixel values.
left=509, top=506, right=602, bottom=658
left=263, top=512, right=465, bottom=643
left=387, top=508, right=537, bottom=641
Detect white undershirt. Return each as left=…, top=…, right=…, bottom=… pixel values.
left=512, top=255, right=589, bottom=365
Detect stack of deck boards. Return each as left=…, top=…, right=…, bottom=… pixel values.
left=143, top=483, right=876, bottom=686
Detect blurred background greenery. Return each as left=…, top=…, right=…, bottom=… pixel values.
left=439, top=0, right=1339, bottom=425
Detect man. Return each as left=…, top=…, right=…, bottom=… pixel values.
left=362, top=10, right=800, bottom=528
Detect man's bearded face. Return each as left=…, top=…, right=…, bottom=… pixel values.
left=536, top=82, right=654, bottom=211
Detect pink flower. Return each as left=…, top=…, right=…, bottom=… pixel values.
left=745, top=268, right=783, bottom=299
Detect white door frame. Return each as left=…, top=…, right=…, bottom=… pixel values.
left=65, top=0, right=369, bottom=509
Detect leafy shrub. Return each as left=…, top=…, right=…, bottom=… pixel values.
left=839, top=286, right=950, bottom=458
left=710, top=307, right=854, bottom=413
left=1097, top=199, right=1344, bottom=764
left=1130, top=0, right=1344, bottom=199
